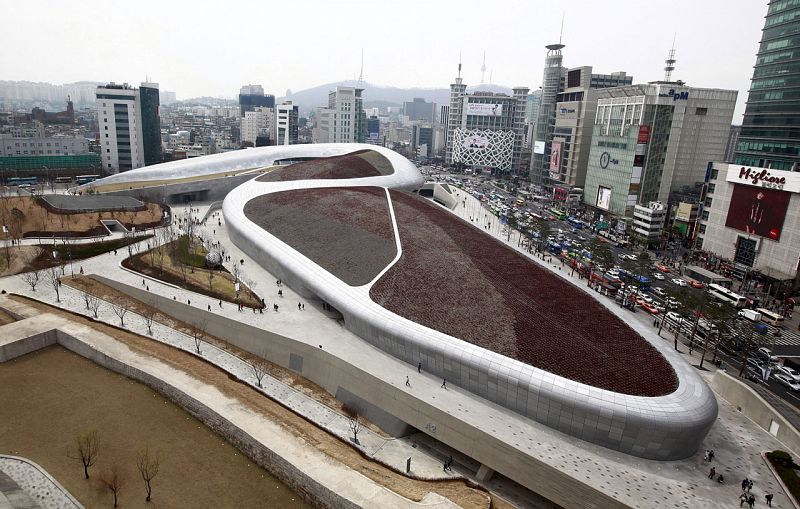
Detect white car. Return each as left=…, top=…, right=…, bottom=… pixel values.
left=672, top=278, right=688, bottom=287
left=653, top=273, right=665, bottom=281
left=666, top=311, right=683, bottom=324
left=776, top=365, right=800, bottom=382
left=652, top=287, right=666, bottom=297
left=774, top=374, right=800, bottom=391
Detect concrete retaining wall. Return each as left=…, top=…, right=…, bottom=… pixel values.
left=711, top=370, right=800, bottom=457
left=89, top=275, right=627, bottom=509
left=432, top=184, right=458, bottom=210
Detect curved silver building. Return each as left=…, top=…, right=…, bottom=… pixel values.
left=83, top=144, right=718, bottom=460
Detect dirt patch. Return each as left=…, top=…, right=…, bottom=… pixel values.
left=0, top=345, right=308, bottom=509
left=8, top=294, right=490, bottom=509
left=243, top=187, right=396, bottom=286
left=0, top=246, right=43, bottom=277
left=0, top=196, right=166, bottom=238
left=370, top=190, right=678, bottom=397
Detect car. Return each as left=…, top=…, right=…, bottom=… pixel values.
left=776, top=365, right=800, bottom=382
left=655, top=263, right=671, bottom=273
left=757, top=347, right=779, bottom=363
left=689, top=280, right=705, bottom=289
left=641, top=302, right=660, bottom=315
left=653, top=287, right=666, bottom=297
left=774, top=374, right=800, bottom=391
left=746, top=357, right=764, bottom=372
left=672, top=278, right=688, bottom=287
left=666, top=311, right=683, bottom=323
left=638, top=295, right=654, bottom=304
left=653, top=273, right=665, bottom=281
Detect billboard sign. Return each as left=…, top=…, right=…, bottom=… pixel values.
left=550, top=142, right=562, bottom=172
left=466, top=103, right=503, bottom=116
left=462, top=134, right=490, bottom=149
left=533, top=140, right=546, bottom=154
left=637, top=125, right=650, bottom=144
left=596, top=186, right=612, bottom=210
left=725, top=184, right=791, bottom=241
left=725, top=164, right=800, bottom=193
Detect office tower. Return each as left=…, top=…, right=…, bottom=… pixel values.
left=403, top=98, right=436, bottom=122
left=530, top=43, right=565, bottom=187
left=238, top=84, right=275, bottom=117
left=276, top=100, right=299, bottom=145
left=734, top=1, right=800, bottom=171
left=96, top=82, right=162, bottom=172
left=314, top=86, right=365, bottom=143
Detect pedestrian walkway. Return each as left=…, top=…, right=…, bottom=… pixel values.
left=0, top=456, right=82, bottom=509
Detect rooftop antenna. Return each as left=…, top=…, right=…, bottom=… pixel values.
left=559, top=13, right=565, bottom=44
left=481, top=52, right=487, bottom=84
left=458, top=49, right=462, bottom=79
left=358, top=48, right=364, bottom=86
left=664, top=34, right=677, bottom=82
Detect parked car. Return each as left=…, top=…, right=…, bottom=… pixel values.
left=655, top=263, right=671, bottom=273
left=746, top=357, right=764, bottom=372
left=776, top=365, right=800, bottom=382
left=689, top=280, right=705, bottom=289
left=672, top=278, right=688, bottom=287
left=653, top=273, right=665, bottom=281
left=774, top=374, right=800, bottom=391
left=666, top=311, right=683, bottom=324
left=653, top=287, right=667, bottom=297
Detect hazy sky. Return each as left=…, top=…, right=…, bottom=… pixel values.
left=5, top=0, right=766, bottom=120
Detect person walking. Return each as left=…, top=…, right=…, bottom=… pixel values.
left=405, top=376, right=410, bottom=387
left=708, top=449, right=715, bottom=462
left=417, top=362, right=422, bottom=373
left=740, top=492, right=748, bottom=507
left=708, top=466, right=715, bottom=479
left=748, top=494, right=755, bottom=508
left=441, top=379, right=447, bottom=389
left=765, top=493, right=774, bottom=506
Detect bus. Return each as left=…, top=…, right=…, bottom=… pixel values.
left=567, top=217, right=584, bottom=229
left=54, top=176, right=73, bottom=184
left=549, top=208, right=567, bottom=220
left=684, top=265, right=733, bottom=288
left=706, top=283, right=747, bottom=308
left=75, top=174, right=100, bottom=185
left=7, top=177, right=38, bottom=186
left=756, top=308, right=785, bottom=327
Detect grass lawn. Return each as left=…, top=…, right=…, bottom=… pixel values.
left=123, top=236, right=262, bottom=308
left=0, top=345, right=308, bottom=508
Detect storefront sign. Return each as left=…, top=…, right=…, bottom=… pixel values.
left=725, top=164, right=800, bottom=193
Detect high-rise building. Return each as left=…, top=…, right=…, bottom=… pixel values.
left=734, top=1, right=800, bottom=171
left=403, top=98, right=436, bottom=122
left=139, top=82, right=163, bottom=166
left=238, top=84, right=275, bottom=117
left=724, top=125, right=741, bottom=163
left=275, top=100, right=299, bottom=145
left=96, top=82, right=162, bottom=173
left=582, top=83, right=737, bottom=218
left=314, top=86, right=365, bottom=143
left=411, top=124, right=434, bottom=158
left=550, top=67, right=633, bottom=201
left=445, top=68, right=528, bottom=173
left=241, top=107, right=273, bottom=146
left=530, top=43, right=565, bottom=187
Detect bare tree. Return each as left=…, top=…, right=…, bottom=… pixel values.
left=19, top=268, right=43, bottom=292
left=191, top=319, right=207, bottom=355
left=250, top=354, right=269, bottom=388
left=206, top=264, right=215, bottom=290
left=44, top=266, right=61, bottom=302
left=87, top=293, right=102, bottom=318
left=100, top=465, right=125, bottom=508
left=141, top=306, right=157, bottom=336
left=111, top=299, right=131, bottom=326
left=68, top=429, right=99, bottom=479
left=136, top=448, right=160, bottom=502
left=346, top=411, right=364, bottom=445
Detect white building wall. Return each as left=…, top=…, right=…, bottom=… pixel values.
left=96, top=85, right=145, bottom=173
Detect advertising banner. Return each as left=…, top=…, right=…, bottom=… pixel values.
left=466, top=103, right=503, bottom=116
left=637, top=125, right=650, bottom=144
left=533, top=140, right=546, bottom=154
left=596, top=186, right=612, bottom=210
left=462, top=134, right=490, bottom=149
left=724, top=164, right=800, bottom=193
left=550, top=142, right=562, bottom=172
left=724, top=184, right=791, bottom=241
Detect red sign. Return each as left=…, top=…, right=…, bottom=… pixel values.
left=637, top=125, right=650, bottom=143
